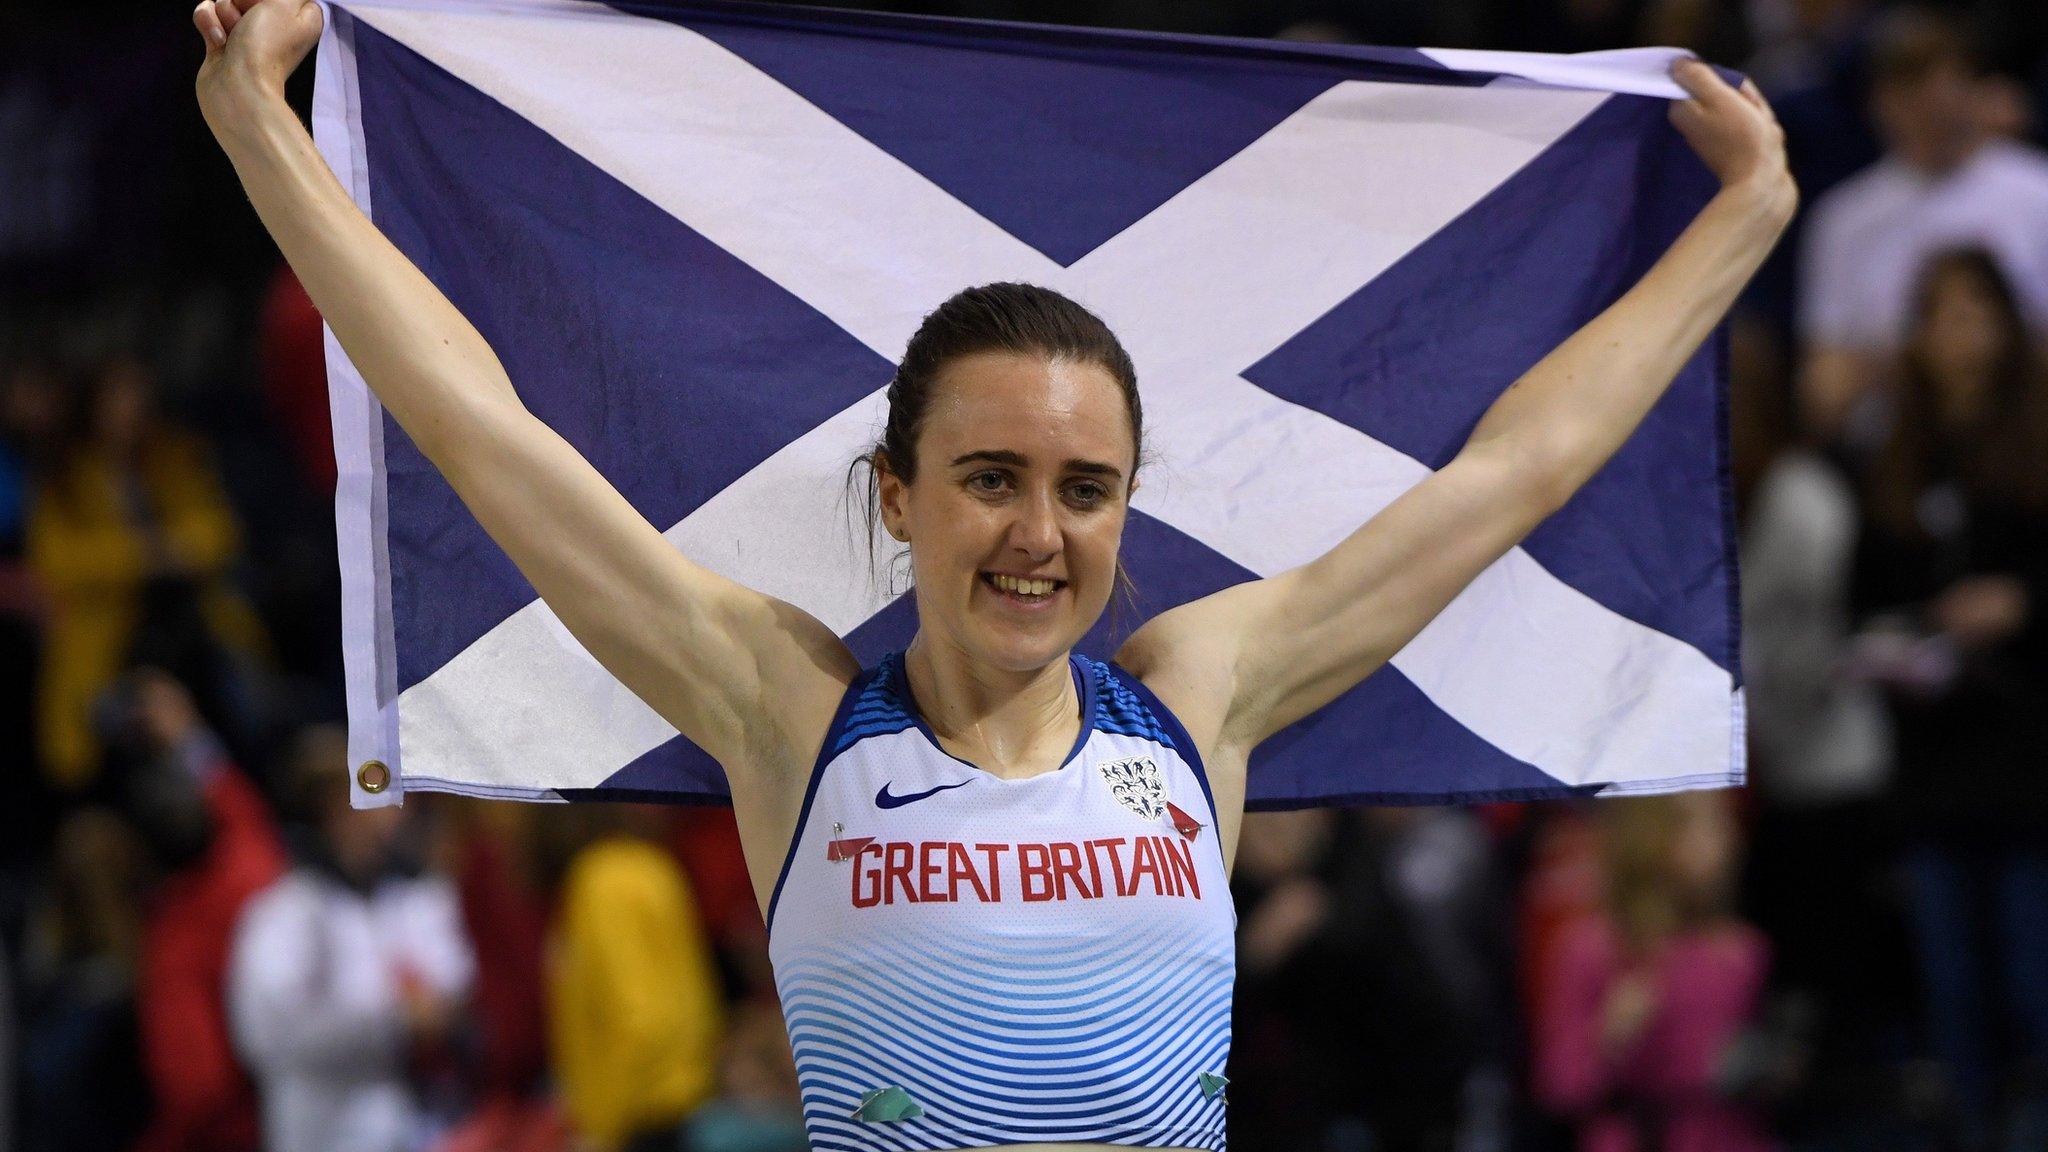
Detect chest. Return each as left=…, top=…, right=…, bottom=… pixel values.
left=771, top=728, right=1230, bottom=933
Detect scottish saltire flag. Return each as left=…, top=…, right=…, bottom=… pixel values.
left=313, top=0, right=1745, bottom=810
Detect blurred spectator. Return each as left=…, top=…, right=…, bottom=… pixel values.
left=1733, top=314, right=1901, bottom=1072
left=1797, top=8, right=2048, bottom=442
left=0, top=358, right=60, bottom=864
left=18, top=808, right=154, bottom=1152
left=1531, top=794, right=1776, bottom=1152
left=1232, top=807, right=1509, bottom=1152
left=26, top=353, right=263, bottom=790
left=682, top=1001, right=809, bottom=1152
left=113, top=668, right=288, bottom=1152
left=227, top=725, right=476, bottom=1152
left=447, top=799, right=550, bottom=1102
left=666, top=806, right=773, bottom=998
left=547, top=806, right=725, bottom=1152
left=1850, top=246, right=2048, bottom=1150
left=259, top=264, right=334, bottom=495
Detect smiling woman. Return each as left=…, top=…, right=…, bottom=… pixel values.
left=190, top=0, right=1795, bottom=1144
left=850, top=284, right=1142, bottom=641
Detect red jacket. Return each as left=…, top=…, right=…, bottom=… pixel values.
left=133, top=765, right=287, bottom=1152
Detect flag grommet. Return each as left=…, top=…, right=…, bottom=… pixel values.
left=357, top=760, right=391, bottom=794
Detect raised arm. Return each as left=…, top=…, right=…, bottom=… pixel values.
left=193, top=0, right=857, bottom=780
left=1121, top=60, right=1796, bottom=758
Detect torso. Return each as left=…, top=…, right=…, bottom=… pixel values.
left=743, top=651, right=1238, bottom=1152
left=728, top=647, right=1248, bottom=923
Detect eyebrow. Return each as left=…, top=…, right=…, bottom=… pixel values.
left=949, top=449, right=1125, bottom=480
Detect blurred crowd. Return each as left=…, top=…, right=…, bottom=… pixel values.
left=3, top=0, right=2047, bottom=1150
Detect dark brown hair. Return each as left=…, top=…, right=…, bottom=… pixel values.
left=1867, top=247, right=2048, bottom=540
left=1868, top=7, right=1976, bottom=89
left=848, top=283, right=1145, bottom=605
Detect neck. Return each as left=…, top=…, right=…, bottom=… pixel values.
left=903, top=635, right=1078, bottom=779
left=1900, top=134, right=1982, bottom=179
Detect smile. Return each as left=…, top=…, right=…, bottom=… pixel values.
left=981, top=572, right=1066, bottom=602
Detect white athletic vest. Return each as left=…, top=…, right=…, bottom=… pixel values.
left=766, top=651, right=1235, bottom=1152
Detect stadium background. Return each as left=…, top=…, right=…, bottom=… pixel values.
left=3, top=0, right=2046, bottom=1149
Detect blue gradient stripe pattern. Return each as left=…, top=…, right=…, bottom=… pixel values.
left=311, top=0, right=1745, bottom=810
left=776, top=924, right=1230, bottom=1148
left=832, top=667, right=921, bottom=758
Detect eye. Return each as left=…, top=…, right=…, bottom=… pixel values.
left=967, top=470, right=1013, bottom=496
left=1066, top=481, right=1110, bottom=507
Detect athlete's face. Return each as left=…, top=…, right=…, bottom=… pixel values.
left=879, top=351, right=1136, bottom=672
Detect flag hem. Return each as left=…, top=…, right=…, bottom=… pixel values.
left=331, top=0, right=1703, bottom=100
left=316, top=3, right=407, bottom=810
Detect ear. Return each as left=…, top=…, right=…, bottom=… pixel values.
left=876, top=453, right=911, bottom=543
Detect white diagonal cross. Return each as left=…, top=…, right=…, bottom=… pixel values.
left=329, top=0, right=1736, bottom=797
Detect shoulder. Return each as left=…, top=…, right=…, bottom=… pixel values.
left=1977, top=141, right=2048, bottom=191
left=228, top=871, right=321, bottom=965
left=1757, top=452, right=1856, bottom=528
left=808, top=654, right=914, bottom=763
left=1090, top=656, right=1198, bottom=754
left=1805, top=161, right=1917, bottom=261
left=1112, top=608, right=1242, bottom=759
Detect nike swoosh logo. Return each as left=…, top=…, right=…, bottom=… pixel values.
left=875, top=780, right=972, bottom=809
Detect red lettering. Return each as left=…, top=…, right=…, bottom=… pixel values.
left=1128, top=836, right=1164, bottom=896
left=1050, top=841, right=1092, bottom=899
left=1081, top=839, right=1107, bottom=896
left=973, top=844, right=1009, bottom=901
left=1018, top=843, right=1055, bottom=901
left=918, top=841, right=950, bottom=902
left=848, top=837, right=1190, bottom=907
left=1091, top=837, right=1130, bottom=896
left=883, top=841, right=918, bottom=904
left=851, top=842, right=884, bottom=908
left=1158, top=837, right=1183, bottom=896
left=947, top=843, right=992, bottom=903
left=1162, top=837, right=1200, bottom=898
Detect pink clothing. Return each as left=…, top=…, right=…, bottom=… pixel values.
left=1533, top=917, right=1776, bottom=1152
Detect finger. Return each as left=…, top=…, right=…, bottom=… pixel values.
left=1669, top=57, right=1740, bottom=110
left=1666, top=96, right=1708, bottom=132
left=194, top=1, right=227, bottom=49
left=215, top=0, right=243, bottom=34
left=1738, top=78, right=1781, bottom=126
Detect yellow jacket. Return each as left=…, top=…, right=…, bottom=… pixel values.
left=549, top=837, right=725, bottom=1150
left=27, top=434, right=262, bottom=788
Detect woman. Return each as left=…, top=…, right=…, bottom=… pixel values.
left=191, top=1, right=1794, bottom=1147
left=1855, top=247, right=2048, bottom=1149
left=27, top=355, right=262, bottom=790
left=1531, top=794, right=1776, bottom=1152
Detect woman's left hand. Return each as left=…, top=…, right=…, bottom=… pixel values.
left=1668, top=59, right=1796, bottom=218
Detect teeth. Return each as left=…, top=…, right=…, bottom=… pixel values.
left=992, top=574, right=1057, bottom=596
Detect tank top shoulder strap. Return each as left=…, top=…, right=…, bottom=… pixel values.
left=1090, top=657, right=1223, bottom=864
left=764, top=654, right=911, bottom=929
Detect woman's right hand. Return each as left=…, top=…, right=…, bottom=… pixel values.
left=193, top=0, right=323, bottom=127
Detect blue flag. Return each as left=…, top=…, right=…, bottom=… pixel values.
left=312, top=0, right=1743, bottom=809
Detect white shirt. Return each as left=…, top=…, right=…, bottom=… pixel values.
left=1740, top=452, right=1892, bottom=806
left=227, top=867, right=474, bottom=1152
left=1799, top=139, right=2048, bottom=349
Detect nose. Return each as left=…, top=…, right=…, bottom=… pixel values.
left=1009, top=487, right=1061, bottom=562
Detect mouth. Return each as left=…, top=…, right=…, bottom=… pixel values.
left=980, top=571, right=1067, bottom=606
